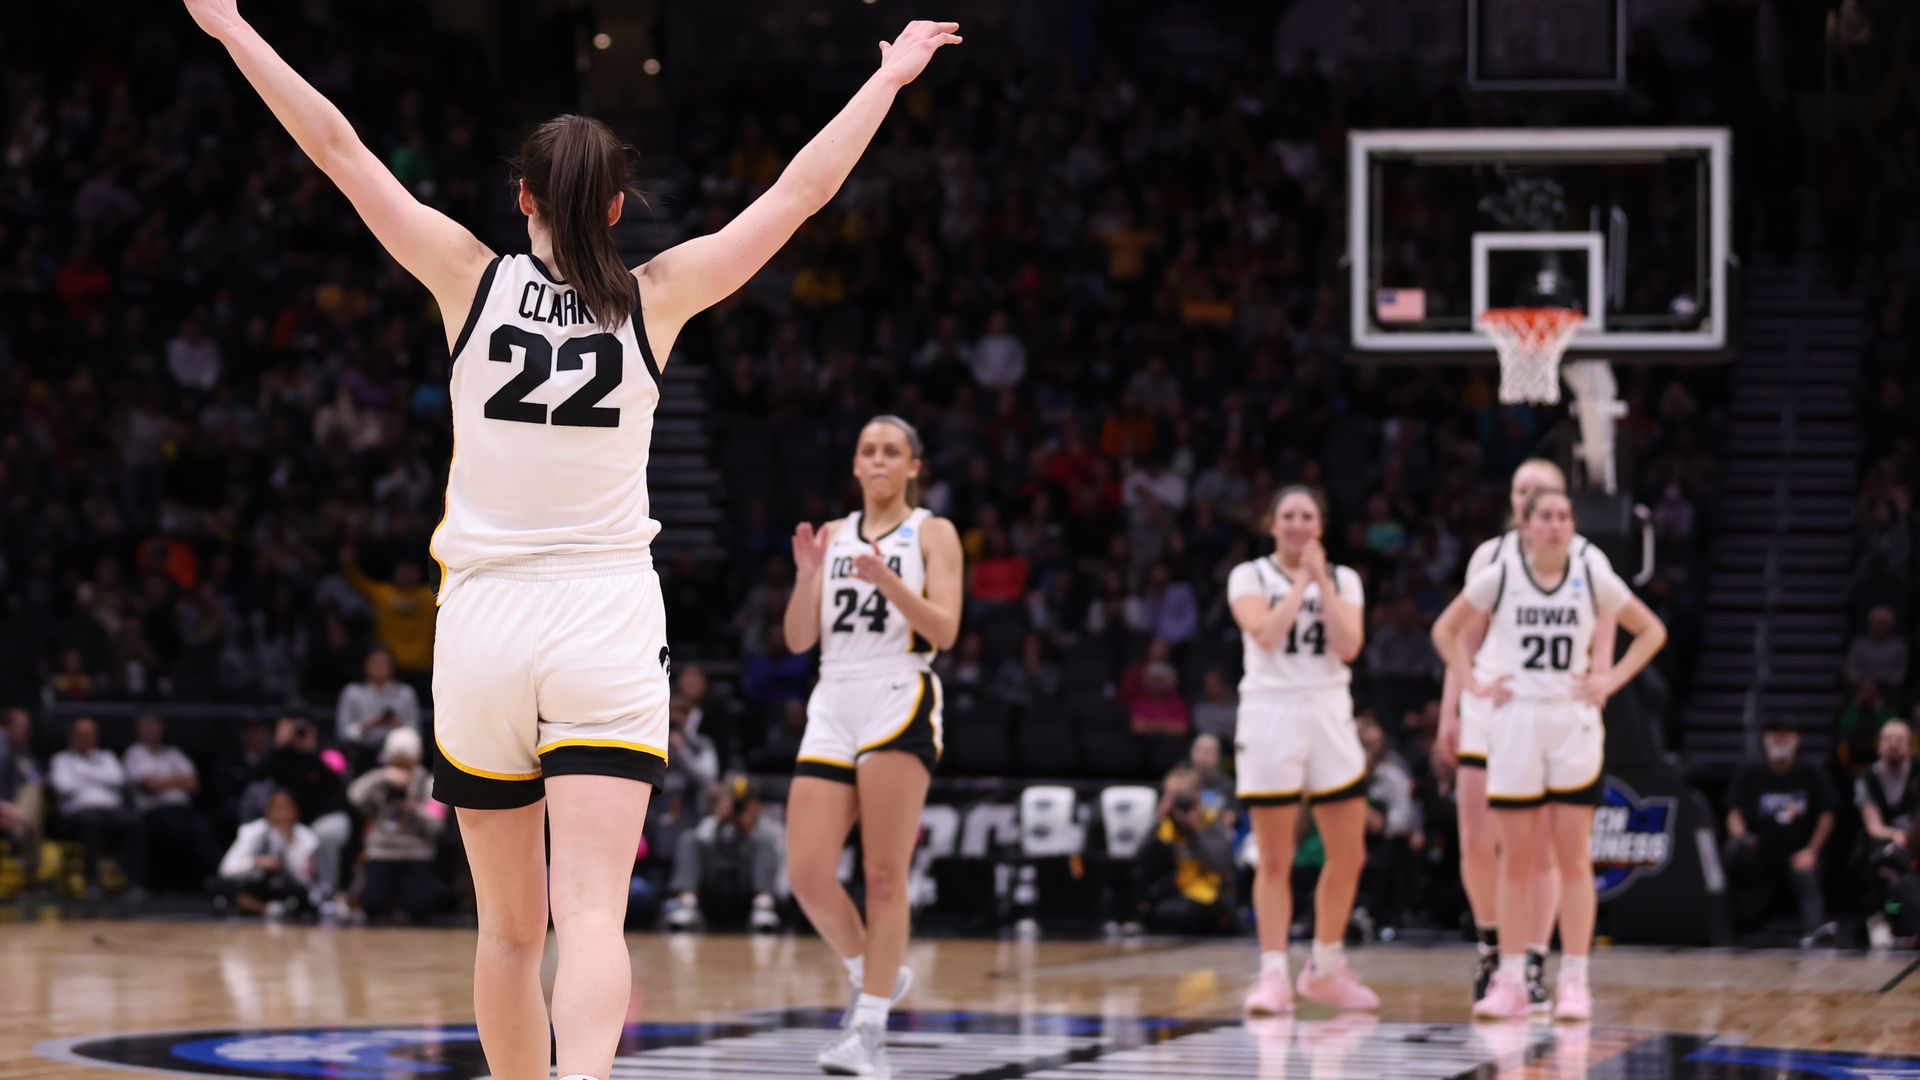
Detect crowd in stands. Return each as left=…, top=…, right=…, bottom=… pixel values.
left=2, top=0, right=1916, bottom=944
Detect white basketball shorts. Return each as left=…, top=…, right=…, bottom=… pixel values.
left=795, top=670, right=943, bottom=783
left=1457, top=690, right=1493, bottom=769
left=1233, top=689, right=1367, bottom=806
left=431, top=551, right=670, bottom=809
left=1485, top=698, right=1605, bottom=808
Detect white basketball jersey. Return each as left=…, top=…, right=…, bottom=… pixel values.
left=818, top=508, right=937, bottom=680
left=1463, top=545, right=1631, bottom=700
left=429, top=255, right=661, bottom=599
left=1227, top=557, right=1363, bottom=695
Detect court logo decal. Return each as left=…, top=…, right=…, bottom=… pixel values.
left=1592, top=775, right=1677, bottom=899
left=46, top=1013, right=1916, bottom=1079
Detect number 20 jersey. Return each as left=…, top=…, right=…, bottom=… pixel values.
left=1462, top=546, right=1632, bottom=701
left=819, top=508, right=936, bottom=681
left=429, top=255, right=662, bottom=599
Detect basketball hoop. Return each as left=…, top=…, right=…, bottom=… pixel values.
left=1478, top=307, right=1583, bottom=405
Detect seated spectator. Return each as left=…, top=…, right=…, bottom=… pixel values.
left=991, top=633, right=1064, bottom=716
left=1845, top=606, right=1907, bottom=702
left=1119, top=638, right=1175, bottom=706
left=1127, top=659, right=1190, bottom=738
left=1186, top=733, right=1235, bottom=812
left=676, top=664, right=743, bottom=769
left=1856, top=718, right=1917, bottom=949
left=1725, top=721, right=1837, bottom=946
left=339, top=547, right=437, bottom=688
left=1139, top=562, right=1197, bottom=646
left=335, top=648, right=421, bottom=765
left=1841, top=678, right=1902, bottom=763
left=663, top=775, right=784, bottom=933
left=1357, top=718, right=1422, bottom=932
left=750, top=700, right=809, bottom=773
left=935, top=632, right=990, bottom=714
left=347, top=727, right=442, bottom=924
left=1191, top=669, right=1238, bottom=740
left=0, top=708, right=44, bottom=889
left=741, top=617, right=812, bottom=716
left=211, top=717, right=274, bottom=837
left=123, top=713, right=218, bottom=892
left=217, top=788, right=320, bottom=917
left=661, top=697, right=722, bottom=820
left=265, top=716, right=353, bottom=905
left=48, top=717, right=146, bottom=899
left=1135, top=765, right=1235, bottom=934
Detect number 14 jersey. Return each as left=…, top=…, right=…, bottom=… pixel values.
left=1462, top=548, right=1632, bottom=701
left=1228, top=557, right=1364, bottom=696
left=819, top=508, right=936, bottom=681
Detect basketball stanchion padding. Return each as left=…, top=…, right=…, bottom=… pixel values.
left=1478, top=306, right=1583, bottom=405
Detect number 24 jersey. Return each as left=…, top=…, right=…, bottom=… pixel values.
left=819, top=508, right=936, bottom=681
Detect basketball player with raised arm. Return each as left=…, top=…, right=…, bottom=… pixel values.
left=1432, top=489, right=1666, bottom=1021
left=1435, top=458, right=1619, bottom=1009
left=182, top=5, right=959, bottom=1079
left=1230, top=487, right=1380, bottom=1015
left=784, top=417, right=963, bottom=1077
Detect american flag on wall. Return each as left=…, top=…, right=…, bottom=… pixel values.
left=1375, top=288, right=1427, bottom=322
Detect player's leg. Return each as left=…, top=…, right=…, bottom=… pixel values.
left=431, top=572, right=550, bottom=1080
left=1526, top=832, right=1564, bottom=1010
left=787, top=678, right=868, bottom=970
left=457, top=802, right=553, bottom=1080
left=534, top=564, right=673, bottom=1079
left=1546, top=801, right=1598, bottom=1020
left=853, top=749, right=932, bottom=1003
left=1544, top=704, right=1604, bottom=1020
left=1246, top=802, right=1301, bottom=1014
left=1475, top=703, right=1547, bottom=1020
left=1456, top=699, right=1502, bottom=1000
left=1296, top=698, right=1378, bottom=1010
left=545, top=774, right=652, bottom=1079
left=785, top=775, right=864, bottom=961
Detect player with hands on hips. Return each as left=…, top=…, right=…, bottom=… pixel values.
left=1431, top=489, right=1666, bottom=1022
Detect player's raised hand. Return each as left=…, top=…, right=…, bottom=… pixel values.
left=183, top=0, right=244, bottom=39
left=851, top=541, right=895, bottom=585
left=878, top=21, right=962, bottom=85
left=792, top=523, right=831, bottom=575
left=1300, top=539, right=1330, bottom=582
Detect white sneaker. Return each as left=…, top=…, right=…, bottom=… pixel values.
left=816, top=1020, right=889, bottom=1077
left=663, top=901, right=701, bottom=932
left=841, top=966, right=912, bottom=1028
left=1868, top=914, right=1895, bottom=950
left=749, top=895, right=780, bottom=934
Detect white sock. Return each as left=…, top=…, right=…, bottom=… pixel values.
left=1562, top=955, right=1589, bottom=978
left=852, top=991, right=890, bottom=1029
left=1310, top=940, right=1345, bottom=972
left=844, top=953, right=864, bottom=987
left=1498, top=955, right=1525, bottom=981
left=1260, top=950, right=1290, bottom=978
left=558, top=1074, right=599, bottom=1080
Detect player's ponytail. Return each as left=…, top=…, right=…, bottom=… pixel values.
left=514, top=115, right=643, bottom=332
left=1509, top=457, right=1568, bottom=528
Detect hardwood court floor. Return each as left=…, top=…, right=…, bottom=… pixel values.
left=3, top=920, right=1918, bottom=1079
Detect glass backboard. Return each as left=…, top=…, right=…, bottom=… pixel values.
left=1348, top=128, right=1732, bottom=361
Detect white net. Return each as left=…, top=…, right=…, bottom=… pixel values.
left=1478, top=307, right=1583, bottom=405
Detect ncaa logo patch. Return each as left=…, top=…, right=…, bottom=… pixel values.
left=898, top=526, right=915, bottom=540
left=1591, top=776, right=1678, bottom=900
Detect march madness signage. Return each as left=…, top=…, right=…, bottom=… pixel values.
left=1592, top=776, right=1678, bottom=900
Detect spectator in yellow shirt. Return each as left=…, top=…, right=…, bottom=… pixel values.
left=339, top=548, right=436, bottom=681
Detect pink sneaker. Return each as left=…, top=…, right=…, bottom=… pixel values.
left=1295, top=962, right=1381, bottom=1011
left=1552, top=973, right=1592, bottom=1021
left=1244, top=970, right=1296, bottom=1016
left=1471, top=971, right=1531, bottom=1020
